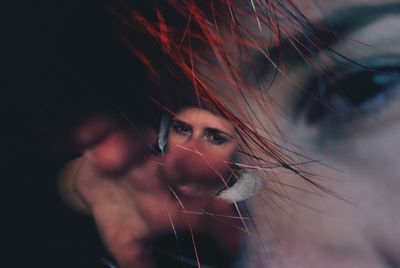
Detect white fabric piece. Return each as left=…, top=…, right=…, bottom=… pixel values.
left=218, top=172, right=262, bottom=203
left=158, top=114, right=170, bottom=153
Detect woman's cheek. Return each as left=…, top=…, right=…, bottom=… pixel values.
left=311, top=119, right=400, bottom=174
left=167, top=132, right=188, bottom=148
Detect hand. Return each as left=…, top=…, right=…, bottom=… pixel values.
left=59, top=116, right=241, bottom=268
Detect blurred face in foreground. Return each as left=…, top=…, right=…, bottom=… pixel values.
left=206, top=0, right=400, bottom=267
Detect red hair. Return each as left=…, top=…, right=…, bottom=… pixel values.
left=102, top=0, right=337, bottom=199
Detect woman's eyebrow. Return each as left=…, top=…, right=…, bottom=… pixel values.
left=251, top=3, right=400, bottom=78
left=172, top=118, right=192, bottom=127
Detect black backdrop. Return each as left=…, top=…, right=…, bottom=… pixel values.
left=4, top=0, right=152, bottom=266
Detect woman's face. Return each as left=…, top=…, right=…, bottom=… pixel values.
left=167, top=107, right=237, bottom=160
left=202, top=0, right=400, bottom=265
left=164, top=107, right=238, bottom=196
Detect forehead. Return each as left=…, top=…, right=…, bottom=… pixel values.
left=299, top=0, right=400, bottom=30
left=239, top=0, right=400, bottom=41
left=175, top=108, right=234, bottom=133
left=308, top=0, right=397, bottom=13
left=226, top=0, right=400, bottom=75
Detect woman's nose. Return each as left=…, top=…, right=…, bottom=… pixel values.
left=183, top=134, right=207, bottom=151
left=186, top=129, right=203, bottom=144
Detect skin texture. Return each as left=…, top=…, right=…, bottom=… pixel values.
left=59, top=109, right=241, bottom=267
left=215, top=0, right=400, bottom=267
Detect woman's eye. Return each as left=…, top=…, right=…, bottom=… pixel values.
left=172, top=122, right=192, bottom=136
left=294, top=65, right=400, bottom=125
left=205, top=132, right=228, bottom=145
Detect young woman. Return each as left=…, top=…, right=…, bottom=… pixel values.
left=32, top=0, right=400, bottom=267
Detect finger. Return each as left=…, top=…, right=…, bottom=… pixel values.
left=88, top=182, right=155, bottom=268
left=83, top=128, right=157, bottom=175
left=72, top=115, right=116, bottom=149
left=124, top=156, right=166, bottom=193
left=129, top=188, right=201, bottom=234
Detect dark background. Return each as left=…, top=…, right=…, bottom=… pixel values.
left=4, top=0, right=151, bottom=266
left=4, top=1, right=217, bottom=267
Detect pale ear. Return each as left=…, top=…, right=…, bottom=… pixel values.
left=158, top=114, right=170, bottom=153
left=218, top=171, right=262, bottom=203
